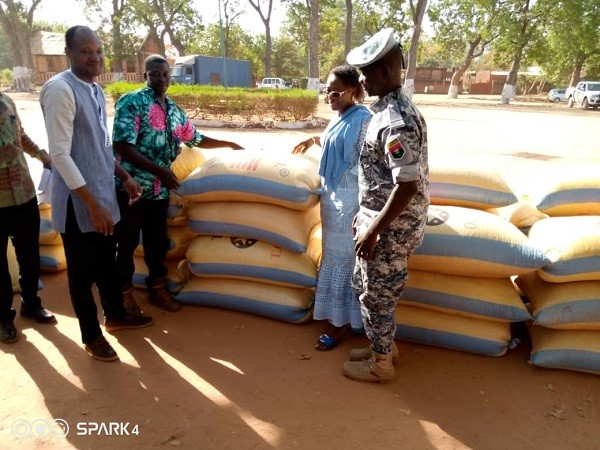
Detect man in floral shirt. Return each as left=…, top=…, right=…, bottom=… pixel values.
left=1, top=91, right=55, bottom=344
left=112, top=54, right=242, bottom=313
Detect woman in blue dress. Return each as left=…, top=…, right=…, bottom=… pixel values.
left=293, top=65, right=372, bottom=350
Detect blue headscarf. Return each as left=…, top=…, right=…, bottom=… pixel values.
left=318, top=104, right=372, bottom=189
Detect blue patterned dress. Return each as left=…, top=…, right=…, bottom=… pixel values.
left=313, top=104, right=372, bottom=328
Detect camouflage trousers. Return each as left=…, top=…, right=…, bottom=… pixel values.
left=351, top=209, right=421, bottom=355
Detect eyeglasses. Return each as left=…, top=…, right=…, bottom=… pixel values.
left=325, top=88, right=350, bottom=99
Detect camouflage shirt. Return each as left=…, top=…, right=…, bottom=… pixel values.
left=358, top=87, right=430, bottom=238
left=112, top=87, right=204, bottom=200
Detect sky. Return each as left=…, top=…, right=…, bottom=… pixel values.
left=35, top=0, right=283, bottom=36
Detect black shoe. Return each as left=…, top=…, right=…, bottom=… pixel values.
left=0, top=321, right=18, bottom=344
left=104, top=314, right=154, bottom=333
left=84, top=335, right=119, bottom=362
left=20, top=305, right=57, bottom=324
left=0, top=309, right=18, bottom=344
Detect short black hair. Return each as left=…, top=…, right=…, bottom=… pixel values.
left=144, top=54, right=168, bottom=72
left=65, top=25, right=93, bottom=49
left=330, top=65, right=366, bottom=103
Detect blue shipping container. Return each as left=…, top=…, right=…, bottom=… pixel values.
left=170, top=55, right=252, bottom=88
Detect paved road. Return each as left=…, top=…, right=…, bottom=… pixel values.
left=10, top=92, right=600, bottom=201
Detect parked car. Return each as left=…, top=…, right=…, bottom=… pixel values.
left=566, top=81, right=600, bottom=109
left=547, top=88, right=566, bottom=103
left=257, top=77, right=290, bottom=89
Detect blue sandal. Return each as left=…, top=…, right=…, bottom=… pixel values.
left=316, top=333, right=338, bottom=351
left=315, top=324, right=352, bottom=351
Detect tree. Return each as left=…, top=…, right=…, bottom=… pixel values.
left=403, top=0, right=428, bottom=99
left=344, top=0, right=352, bottom=56
left=0, top=28, right=12, bottom=70
left=429, top=0, right=498, bottom=98
left=307, top=0, right=319, bottom=90
left=493, top=0, right=549, bottom=104
left=248, top=0, right=275, bottom=77
left=0, top=0, right=43, bottom=90
left=541, top=0, right=600, bottom=87
left=220, top=0, right=244, bottom=58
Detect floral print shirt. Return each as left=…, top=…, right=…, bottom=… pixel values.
left=0, top=92, right=47, bottom=207
left=112, top=87, right=203, bottom=200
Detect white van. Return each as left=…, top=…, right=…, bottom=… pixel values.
left=258, top=77, right=289, bottom=89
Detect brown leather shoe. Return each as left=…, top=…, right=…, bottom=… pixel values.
left=123, top=289, right=144, bottom=318
left=104, top=314, right=154, bottom=333
left=149, top=286, right=182, bottom=312
left=84, top=335, right=119, bottom=362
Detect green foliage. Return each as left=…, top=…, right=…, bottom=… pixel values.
left=105, top=82, right=319, bottom=121
left=0, top=30, right=11, bottom=70
left=417, top=38, right=455, bottom=68
left=538, top=0, right=600, bottom=85
left=0, top=68, right=13, bottom=87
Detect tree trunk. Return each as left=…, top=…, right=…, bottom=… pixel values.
left=344, top=0, right=352, bottom=57
left=307, top=0, right=319, bottom=91
left=448, top=36, right=485, bottom=99
left=111, top=0, right=125, bottom=82
left=403, top=0, right=428, bottom=100
left=501, top=51, right=522, bottom=105
left=0, top=0, right=41, bottom=91
left=568, top=55, right=585, bottom=87
left=248, top=0, right=274, bottom=77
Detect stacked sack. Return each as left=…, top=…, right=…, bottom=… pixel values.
left=515, top=167, right=600, bottom=375
left=397, top=156, right=549, bottom=356
left=6, top=240, right=21, bottom=293
left=38, top=202, right=67, bottom=273
left=174, top=148, right=322, bottom=324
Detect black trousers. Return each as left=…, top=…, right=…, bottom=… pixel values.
left=0, top=197, right=41, bottom=321
left=116, top=192, right=169, bottom=290
left=61, top=197, right=126, bottom=344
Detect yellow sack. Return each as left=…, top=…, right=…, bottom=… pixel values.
left=39, top=205, right=62, bottom=245
left=395, top=304, right=512, bottom=356
left=166, top=192, right=189, bottom=227
left=536, top=166, right=600, bottom=216
left=516, top=272, right=600, bottom=330
left=7, top=240, right=19, bottom=292
left=306, top=222, right=323, bottom=268
left=134, top=225, right=196, bottom=260
left=177, top=149, right=322, bottom=210
left=187, top=201, right=320, bottom=253
left=429, top=155, right=517, bottom=209
left=529, top=325, right=600, bottom=375
left=171, top=145, right=207, bottom=182
left=39, top=243, right=67, bottom=272
left=132, top=256, right=191, bottom=293
left=187, top=235, right=317, bottom=288
left=400, top=270, right=531, bottom=322
left=176, top=277, right=313, bottom=324
left=509, top=202, right=548, bottom=231
left=409, top=206, right=550, bottom=278
left=529, top=216, right=600, bottom=283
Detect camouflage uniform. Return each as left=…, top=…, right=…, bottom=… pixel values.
left=352, top=87, right=430, bottom=355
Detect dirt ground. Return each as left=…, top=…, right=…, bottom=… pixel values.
left=1, top=91, right=599, bottom=449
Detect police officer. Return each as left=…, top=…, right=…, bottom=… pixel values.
left=343, top=28, right=430, bottom=382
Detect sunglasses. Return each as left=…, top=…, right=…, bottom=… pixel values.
left=325, top=88, right=351, bottom=99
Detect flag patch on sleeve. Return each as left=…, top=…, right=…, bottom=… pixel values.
left=387, top=137, right=405, bottom=159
